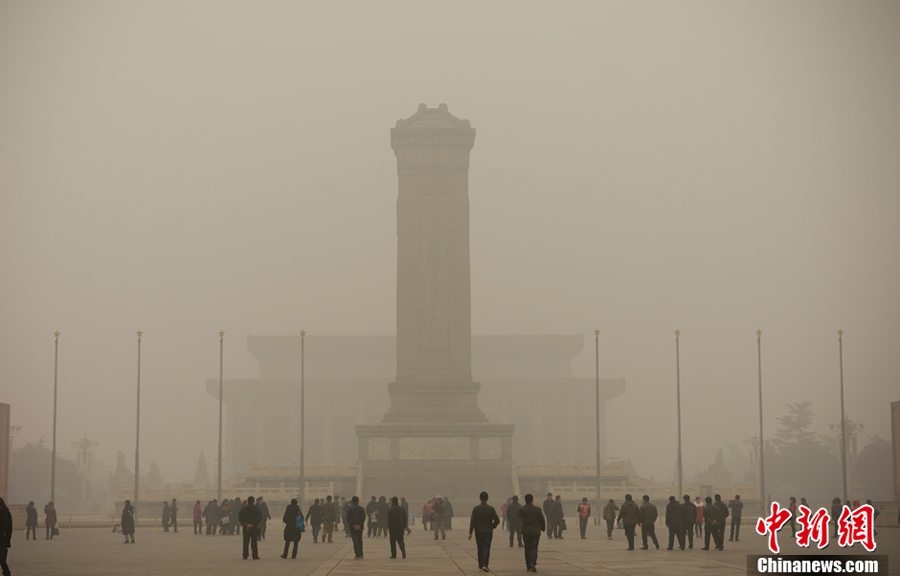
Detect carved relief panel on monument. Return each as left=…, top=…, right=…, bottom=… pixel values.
left=399, top=437, right=470, bottom=460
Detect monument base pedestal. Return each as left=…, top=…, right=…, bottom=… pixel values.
left=356, top=422, right=514, bottom=505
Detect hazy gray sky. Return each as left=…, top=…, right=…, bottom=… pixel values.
left=2, top=1, right=898, bottom=483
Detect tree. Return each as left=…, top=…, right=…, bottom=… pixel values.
left=773, top=401, right=817, bottom=448
left=9, top=439, right=81, bottom=505
left=194, top=450, right=210, bottom=486
left=851, top=436, right=892, bottom=501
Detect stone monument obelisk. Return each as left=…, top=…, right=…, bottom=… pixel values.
left=356, top=104, right=514, bottom=501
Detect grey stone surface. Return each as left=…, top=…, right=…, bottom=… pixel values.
left=7, top=522, right=898, bottom=575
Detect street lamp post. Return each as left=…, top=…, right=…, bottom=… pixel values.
left=300, top=329, right=306, bottom=506
left=757, top=329, right=765, bottom=513
left=135, top=330, right=142, bottom=509
left=675, top=329, right=683, bottom=501
left=51, top=331, right=60, bottom=504
left=218, top=330, right=224, bottom=502
left=594, top=329, right=601, bottom=502
left=838, top=329, right=848, bottom=503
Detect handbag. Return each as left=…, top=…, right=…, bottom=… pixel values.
left=295, top=512, right=306, bottom=533
left=560, top=518, right=567, bottom=531
left=52, top=525, right=60, bottom=536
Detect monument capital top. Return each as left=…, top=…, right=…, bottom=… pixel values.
left=394, top=103, right=473, bottom=129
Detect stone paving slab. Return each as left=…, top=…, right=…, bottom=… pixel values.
left=7, top=523, right=899, bottom=575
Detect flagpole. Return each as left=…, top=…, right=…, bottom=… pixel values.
left=218, top=330, right=224, bottom=502
left=757, top=329, right=765, bottom=513
left=838, top=329, right=848, bottom=504
left=594, top=329, right=602, bottom=503
left=675, top=329, right=683, bottom=500
left=51, top=331, right=60, bottom=503
left=300, top=329, right=306, bottom=506
left=135, top=330, right=142, bottom=509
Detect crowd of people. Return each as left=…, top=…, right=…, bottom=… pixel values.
left=0, top=490, right=892, bottom=576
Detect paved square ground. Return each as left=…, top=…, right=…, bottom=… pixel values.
left=7, top=522, right=899, bottom=575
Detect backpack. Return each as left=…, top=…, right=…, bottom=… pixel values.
left=295, top=511, right=306, bottom=532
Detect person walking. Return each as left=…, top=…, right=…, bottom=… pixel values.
left=713, top=494, right=728, bottom=549
left=280, top=498, right=303, bottom=559
left=44, top=501, right=57, bottom=540
left=306, top=498, right=323, bottom=543
left=400, top=497, right=411, bottom=535
left=664, top=496, right=684, bottom=550
left=170, top=498, right=179, bottom=532
left=788, top=496, right=798, bottom=536
left=518, top=494, right=545, bottom=573
left=25, top=502, right=38, bottom=541
left=257, top=497, right=271, bottom=540
left=702, top=496, right=721, bottom=550
left=341, top=497, right=351, bottom=538
left=577, top=498, right=591, bottom=539
left=831, top=497, right=843, bottom=538
left=728, top=495, right=743, bottom=542
left=162, top=501, right=171, bottom=532
left=347, top=496, right=366, bottom=559
left=602, top=499, right=618, bottom=540
left=432, top=496, right=447, bottom=540
left=238, top=496, right=262, bottom=560
left=501, top=498, right=509, bottom=531
left=639, top=495, right=659, bottom=550
left=387, top=496, right=408, bottom=559
left=232, top=497, right=242, bottom=536
left=192, top=500, right=203, bottom=535
left=542, top=493, right=555, bottom=539
left=507, top=495, right=523, bottom=548
left=0, top=497, right=12, bottom=576
left=616, top=494, right=640, bottom=551
left=553, top=496, right=566, bottom=539
left=219, top=499, right=232, bottom=535
left=322, top=495, right=337, bottom=543
left=121, top=500, right=136, bottom=544
left=469, top=491, right=500, bottom=572
left=203, top=499, right=219, bottom=535
left=422, top=500, right=433, bottom=531
left=332, top=495, right=342, bottom=534
left=681, top=495, right=696, bottom=549
left=445, top=497, right=455, bottom=530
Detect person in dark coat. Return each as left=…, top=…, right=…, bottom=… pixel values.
left=365, top=497, right=377, bottom=538
left=387, top=496, right=408, bottom=559
left=602, top=499, right=619, bottom=540
left=322, top=495, right=338, bottom=543
left=341, top=497, right=350, bottom=537
left=664, top=496, right=684, bottom=550
left=25, top=502, right=38, bottom=541
left=552, top=496, right=566, bottom=538
left=0, top=498, right=12, bottom=576
left=170, top=498, right=179, bottom=533
left=121, top=500, right=136, bottom=544
left=702, top=496, right=721, bottom=550
left=203, top=499, right=219, bottom=535
left=306, top=498, right=323, bottom=543
left=257, top=497, right=271, bottom=540
left=238, top=495, right=262, bottom=559
left=444, top=497, right=455, bottom=530
left=219, top=499, right=232, bottom=535
left=162, top=501, right=171, bottom=532
left=681, top=495, right=697, bottom=549
left=542, top=493, right=555, bottom=539
left=713, top=494, right=728, bottom=549
left=506, top=495, right=523, bottom=547
left=400, top=497, right=411, bottom=535
left=346, top=496, right=367, bottom=559
left=232, top=497, right=243, bottom=536
left=468, top=491, right=500, bottom=572
left=44, top=501, right=57, bottom=540
left=374, top=496, right=388, bottom=538
left=518, top=493, right=546, bottom=572
left=639, top=495, right=659, bottom=549
left=831, top=497, right=843, bottom=538
left=616, top=494, right=641, bottom=551
left=281, top=498, right=302, bottom=559
left=728, top=495, right=743, bottom=542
